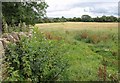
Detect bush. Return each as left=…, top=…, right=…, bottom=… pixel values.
left=74, top=30, right=114, bottom=44
left=74, top=31, right=92, bottom=43
left=4, top=27, right=68, bottom=81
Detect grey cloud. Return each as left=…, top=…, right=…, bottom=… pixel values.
left=46, top=1, right=118, bottom=17
left=71, top=2, right=105, bottom=8
left=89, top=6, right=118, bottom=16
left=71, top=2, right=118, bottom=16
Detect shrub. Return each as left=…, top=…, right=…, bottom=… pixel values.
left=74, top=30, right=117, bottom=44
left=74, top=31, right=92, bottom=43
left=44, top=32, right=63, bottom=41
left=75, top=31, right=88, bottom=40
left=3, top=27, right=68, bottom=81
left=81, top=32, right=88, bottom=39
left=89, top=34, right=100, bottom=44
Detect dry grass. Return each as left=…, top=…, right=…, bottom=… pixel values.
left=35, top=22, right=118, bottom=31
left=44, top=32, right=63, bottom=41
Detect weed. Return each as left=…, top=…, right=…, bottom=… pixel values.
left=4, top=27, right=69, bottom=81
left=98, top=64, right=107, bottom=81
left=90, top=34, right=100, bottom=44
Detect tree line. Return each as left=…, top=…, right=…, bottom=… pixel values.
left=2, top=2, right=119, bottom=26
left=39, top=15, right=119, bottom=23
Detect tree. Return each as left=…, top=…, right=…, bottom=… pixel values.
left=61, top=16, right=67, bottom=22
left=93, top=16, right=100, bottom=22
left=2, top=1, right=48, bottom=26
left=118, top=17, right=120, bottom=22
left=67, top=18, right=72, bottom=22
left=100, top=16, right=107, bottom=22
left=53, top=18, right=61, bottom=22
left=81, top=15, right=93, bottom=22
left=108, top=16, right=117, bottom=22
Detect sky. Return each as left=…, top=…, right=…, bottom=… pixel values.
left=45, top=0, right=119, bottom=18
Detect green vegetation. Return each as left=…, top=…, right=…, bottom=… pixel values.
left=1, top=1, right=119, bottom=82
left=2, top=2, right=48, bottom=26
left=39, top=15, right=119, bottom=23
left=2, top=2, right=119, bottom=33
left=36, top=22, right=118, bottom=81
left=2, top=1, right=48, bottom=33
left=1, top=22, right=118, bottom=81
left=3, top=28, right=69, bottom=81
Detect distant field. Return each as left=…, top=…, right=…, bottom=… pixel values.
left=35, top=22, right=118, bottom=81
left=36, top=22, right=118, bottom=31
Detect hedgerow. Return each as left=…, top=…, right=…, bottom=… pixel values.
left=3, top=27, right=68, bottom=81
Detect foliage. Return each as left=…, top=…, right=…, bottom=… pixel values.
left=2, top=21, right=30, bottom=33
left=2, top=1, right=48, bottom=33
left=4, top=27, right=68, bottom=81
left=81, top=15, right=93, bottom=22
left=74, top=30, right=117, bottom=44
left=2, top=22, right=118, bottom=81
left=73, top=30, right=118, bottom=81
left=36, top=23, right=118, bottom=81
left=37, top=15, right=118, bottom=23
left=2, top=1, right=48, bottom=26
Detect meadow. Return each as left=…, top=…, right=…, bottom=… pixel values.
left=2, top=1, right=119, bottom=82
left=35, top=22, right=118, bottom=81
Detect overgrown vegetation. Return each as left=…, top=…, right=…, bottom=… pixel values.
left=3, top=27, right=69, bottom=81
left=1, top=1, right=119, bottom=81
left=1, top=22, right=118, bottom=81
left=36, top=23, right=118, bottom=81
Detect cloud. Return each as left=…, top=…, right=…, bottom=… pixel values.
left=79, top=2, right=118, bottom=16
left=45, top=0, right=119, bottom=18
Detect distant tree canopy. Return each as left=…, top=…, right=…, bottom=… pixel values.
left=41, top=15, right=119, bottom=23
left=2, top=1, right=48, bottom=26
left=81, top=15, right=93, bottom=22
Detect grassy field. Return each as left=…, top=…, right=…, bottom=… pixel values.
left=35, top=22, right=118, bottom=81
left=36, top=22, right=117, bottom=31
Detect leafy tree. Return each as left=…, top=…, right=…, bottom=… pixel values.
left=52, top=18, right=60, bottom=22
left=100, top=16, right=107, bottom=22
left=2, top=1, right=48, bottom=26
left=118, top=17, right=120, bottom=22
left=61, top=16, right=67, bottom=22
left=93, top=16, right=100, bottom=22
left=107, top=16, right=117, bottom=22
left=67, top=18, right=72, bottom=22
left=35, top=15, right=118, bottom=23
left=72, top=17, right=81, bottom=22
left=81, top=15, right=93, bottom=22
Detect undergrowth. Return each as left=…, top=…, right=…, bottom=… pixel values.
left=3, top=27, right=69, bottom=81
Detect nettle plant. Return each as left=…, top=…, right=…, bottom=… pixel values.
left=4, top=27, right=68, bottom=81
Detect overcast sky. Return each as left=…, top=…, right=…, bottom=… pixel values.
left=45, top=0, right=119, bottom=18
